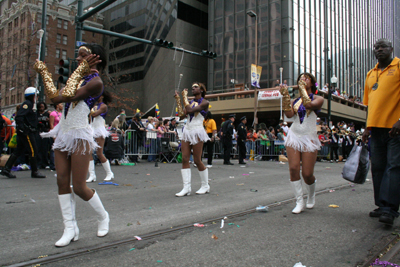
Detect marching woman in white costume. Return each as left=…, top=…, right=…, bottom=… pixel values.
left=86, top=91, right=114, bottom=182
left=34, top=44, right=110, bottom=247
left=174, top=82, right=210, bottom=196
left=280, top=73, right=324, bottom=214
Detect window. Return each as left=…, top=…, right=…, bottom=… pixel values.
left=62, top=50, right=67, bottom=60
left=8, top=22, right=12, bottom=32
left=21, top=12, right=26, bottom=23
left=56, top=49, right=60, bottom=58
left=45, top=46, right=48, bottom=56
left=63, top=20, right=68, bottom=30
left=20, top=29, right=24, bottom=40
left=14, top=18, right=19, bottom=27
left=57, top=19, right=62, bottom=28
left=56, top=34, right=61, bottom=43
left=62, top=35, right=67, bottom=45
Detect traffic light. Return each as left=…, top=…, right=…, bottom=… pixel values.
left=58, top=59, right=70, bottom=84
left=153, top=38, right=174, bottom=48
left=201, top=50, right=217, bottom=59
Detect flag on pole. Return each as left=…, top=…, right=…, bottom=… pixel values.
left=175, top=107, right=178, bottom=116
left=155, top=103, right=160, bottom=118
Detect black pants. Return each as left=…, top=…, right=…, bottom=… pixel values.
left=222, top=138, right=232, bottom=163
left=7, top=132, right=39, bottom=171
left=330, top=144, right=339, bottom=161
left=238, top=140, right=246, bottom=163
left=36, top=133, right=50, bottom=168
left=205, top=133, right=214, bottom=165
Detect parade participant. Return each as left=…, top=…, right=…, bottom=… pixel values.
left=280, top=73, right=324, bottom=214
left=362, top=39, right=400, bottom=225
left=86, top=90, right=114, bottom=182
left=174, top=82, right=210, bottom=196
left=329, top=127, right=339, bottom=162
left=34, top=43, right=109, bottom=246
left=237, top=116, right=247, bottom=164
left=0, top=87, right=46, bottom=179
left=221, top=114, right=235, bottom=165
left=203, top=111, right=217, bottom=168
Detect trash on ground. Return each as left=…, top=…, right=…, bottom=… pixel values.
left=329, top=204, right=339, bottom=208
left=194, top=223, right=205, bottom=227
left=249, top=172, right=255, bottom=174
left=237, top=225, right=240, bottom=228
left=229, top=176, right=234, bottom=178
left=256, top=205, right=268, bottom=212
left=352, top=189, right=355, bottom=191
left=236, top=183, right=244, bottom=186
left=147, top=174, right=150, bottom=175
left=137, top=221, right=141, bottom=225
left=37, top=255, right=48, bottom=258
left=242, top=174, right=249, bottom=176
left=240, top=166, right=246, bottom=167
left=293, top=263, right=306, bottom=267
left=129, top=248, right=135, bottom=251
left=98, top=182, right=119, bottom=186
left=220, top=219, right=224, bottom=228
left=228, top=223, right=235, bottom=225
left=211, top=234, right=218, bottom=240
left=127, top=223, right=132, bottom=226
left=352, top=229, right=357, bottom=232
left=134, top=236, right=142, bottom=240
left=224, top=216, right=228, bottom=220
left=157, top=260, right=163, bottom=263
left=120, top=163, right=135, bottom=166
left=329, top=190, right=335, bottom=193
left=250, top=189, right=258, bottom=192
left=371, top=259, right=400, bottom=267
left=30, top=198, right=36, bottom=203
left=366, top=179, right=370, bottom=182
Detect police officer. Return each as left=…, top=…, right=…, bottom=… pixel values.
left=0, top=87, right=46, bottom=178
left=237, top=116, right=247, bottom=165
left=222, top=114, right=235, bottom=165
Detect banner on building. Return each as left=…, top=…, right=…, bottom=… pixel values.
left=258, top=89, right=282, bottom=100
left=251, top=64, right=262, bottom=88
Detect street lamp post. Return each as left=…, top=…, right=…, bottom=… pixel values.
left=247, top=10, right=258, bottom=128
left=329, top=74, right=338, bottom=127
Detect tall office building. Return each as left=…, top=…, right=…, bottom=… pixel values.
left=0, top=0, right=103, bottom=117
left=208, top=0, right=400, bottom=99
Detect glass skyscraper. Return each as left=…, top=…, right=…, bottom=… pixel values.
left=208, top=0, right=400, bottom=99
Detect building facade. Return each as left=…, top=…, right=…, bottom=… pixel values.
left=208, top=0, right=400, bottom=100
left=0, top=0, right=103, bottom=118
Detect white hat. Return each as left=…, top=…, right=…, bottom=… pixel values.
left=24, top=87, right=38, bottom=97
left=283, top=122, right=287, bottom=125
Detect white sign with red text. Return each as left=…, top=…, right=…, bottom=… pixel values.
left=258, top=90, right=282, bottom=100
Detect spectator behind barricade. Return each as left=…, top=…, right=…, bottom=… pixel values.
left=163, top=119, right=171, bottom=136
left=318, top=131, right=329, bottom=161
left=111, top=113, right=128, bottom=134
left=274, top=80, right=280, bottom=87
left=169, top=118, right=178, bottom=135
left=268, top=126, right=276, bottom=140
left=246, top=128, right=257, bottom=160
left=316, top=117, right=321, bottom=125
left=0, top=110, right=14, bottom=153
left=259, top=129, right=269, bottom=160
left=104, top=128, right=125, bottom=164
left=130, top=113, right=146, bottom=163
left=48, top=103, right=63, bottom=170
left=36, top=102, right=51, bottom=169
left=116, top=109, right=125, bottom=119
left=283, top=80, right=288, bottom=87
left=322, top=83, right=329, bottom=92
left=276, top=127, right=285, bottom=155
left=282, top=121, right=289, bottom=136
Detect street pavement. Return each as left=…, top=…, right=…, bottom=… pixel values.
left=0, top=159, right=398, bottom=266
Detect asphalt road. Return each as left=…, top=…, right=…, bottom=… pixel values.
left=0, top=159, right=397, bottom=266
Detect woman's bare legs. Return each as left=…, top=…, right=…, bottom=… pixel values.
left=55, top=150, right=72, bottom=195
left=192, top=142, right=206, bottom=171
left=286, top=146, right=301, bottom=182
left=181, top=141, right=191, bottom=169
left=95, top=137, right=107, bottom=163
left=301, top=151, right=317, bottom=185
left=70, top=142, right=94, bottom=201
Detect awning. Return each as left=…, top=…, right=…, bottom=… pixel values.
left=141, top=103, right=157, bottom=118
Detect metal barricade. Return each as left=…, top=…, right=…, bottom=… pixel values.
left=124, top=130, right=179, bottom=161
left=208, top=139, right=286, bottom=160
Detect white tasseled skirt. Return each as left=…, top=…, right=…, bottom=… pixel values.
left=41, top=124, right=99, bottom=155
left=284, top=130, right=321, bottom=153
left=181, top=127, right=210, bottom=145
left=92, top=116, right=110, bottom=139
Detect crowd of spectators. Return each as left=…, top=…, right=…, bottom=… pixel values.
left=320, top=84, right=363, bottom=105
